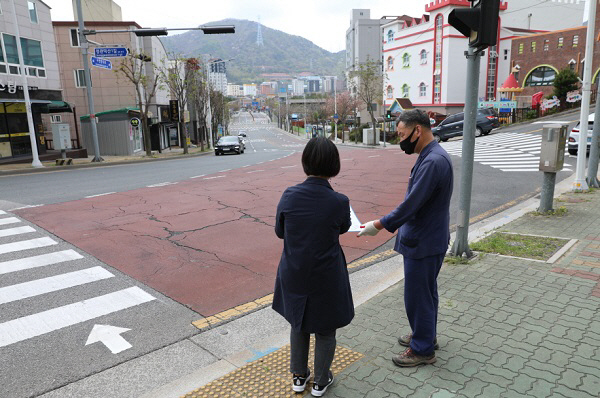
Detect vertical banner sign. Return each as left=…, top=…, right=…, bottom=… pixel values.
left=169, top=100, right=179, bottom=122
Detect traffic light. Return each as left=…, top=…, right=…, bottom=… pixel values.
left=386, top=110, right=392, bottom=121
left=448, top=0, right=500, bottom=50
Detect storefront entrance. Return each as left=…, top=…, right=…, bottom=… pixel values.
left=0, top=102, right=35, bottom=158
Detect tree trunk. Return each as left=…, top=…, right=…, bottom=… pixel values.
left=369, top=112, right=377, bottom=146
left=180, top=120, right=188, bottom=154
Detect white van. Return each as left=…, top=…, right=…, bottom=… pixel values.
left=568, top=113, right=595, bottom=155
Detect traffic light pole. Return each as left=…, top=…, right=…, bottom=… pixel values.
left=450, top=47, right=482, bottom=258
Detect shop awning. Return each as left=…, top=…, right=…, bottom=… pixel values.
left=48, top=100, right=74, bottom=113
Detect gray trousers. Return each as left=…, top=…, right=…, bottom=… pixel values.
left=290, top=329, right=336, bottom=386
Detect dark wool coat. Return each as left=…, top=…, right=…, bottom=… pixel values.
left=272, top=177, right=354, bottom=333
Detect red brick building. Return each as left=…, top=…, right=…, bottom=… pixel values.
left=510, top=11, right=600, bottom=102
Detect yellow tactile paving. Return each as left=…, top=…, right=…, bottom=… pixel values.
left=181, top=342, right=364, bottom=398
left=192, top=251, right=398, bottom=331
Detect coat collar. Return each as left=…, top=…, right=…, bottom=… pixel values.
left=418, top=139, right=437, bottom=160
left=303, top=176, right=333, bottom=190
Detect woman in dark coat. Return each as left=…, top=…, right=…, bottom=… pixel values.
left=272, top=137, right=354, bottom=397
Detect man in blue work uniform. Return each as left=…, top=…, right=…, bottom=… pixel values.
left=358, top=109, right=453, bottom=367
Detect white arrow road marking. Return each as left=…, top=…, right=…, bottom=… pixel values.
left=0, top=226, right=36, bottom=238
left=0, top=217, right=21, bottom=226
left=0, top=237, right=57, bottom=255
left=0, top=267, right=114, bottom=305
left=86, top=324, right=132, bottom=354
left=0, top=250, right=84, bottom=275
left=0, top=287, right=155, bottom=348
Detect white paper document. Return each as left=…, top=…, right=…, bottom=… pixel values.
left=348, top=205, right=362, bottom=232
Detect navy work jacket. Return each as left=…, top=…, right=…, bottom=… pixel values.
left=272, top=177, right=354, bottom=333
left=380, top=140, right=453, bottom=259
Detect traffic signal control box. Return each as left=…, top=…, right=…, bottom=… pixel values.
left=448, top=0, right=500, bottom=50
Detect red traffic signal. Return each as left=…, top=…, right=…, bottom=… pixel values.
left=448, top=0, right=500, bottom=50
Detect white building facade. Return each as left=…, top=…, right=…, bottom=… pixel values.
left=207, top=59, right=227, bottom=94
left=243, top=83, right=257, bottom=97
left=382, top=0, right=586, bottom=115
left=227, top=83, right=243, bottom=97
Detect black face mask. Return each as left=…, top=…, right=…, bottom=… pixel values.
left=399, top=127, right=418, bottom=155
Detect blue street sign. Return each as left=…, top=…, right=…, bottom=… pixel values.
left=90, top=56, right=112, bottom=70
left=334, top=114, right=339, bottom=119
left=94, top=47, right=128, bottom=58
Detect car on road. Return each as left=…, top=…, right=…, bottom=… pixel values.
left=215, top=135, right=245, bottom=155
left=568, top=113, right=595, bottom=155
left=432, top=109, right=500, bottom=142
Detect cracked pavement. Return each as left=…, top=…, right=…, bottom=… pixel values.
left=15, top=147, right=416, bottom=316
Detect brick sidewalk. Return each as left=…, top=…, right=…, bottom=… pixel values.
left=329, top=189, right=600, bottom=398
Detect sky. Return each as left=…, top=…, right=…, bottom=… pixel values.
left=42, top=0, right=429, bottom=53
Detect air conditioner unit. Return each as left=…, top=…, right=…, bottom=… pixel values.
left=50, top=115, right=62, bottom=123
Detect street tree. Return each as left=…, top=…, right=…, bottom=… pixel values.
left=552, top=68, right=580, bottom=106
left=115, top=51, right=162, bottom=157
left=325, top=91, right=360, bottom=143
left=348, top=58, right=386, bottom=136
left=209, top=89, right=230, bottom=143
left=158, top=56, right=202, bottom=154
left=188, top=59, right=210, bottom=151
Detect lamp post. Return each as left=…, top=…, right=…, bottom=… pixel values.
left=75, top=0, right=234, bottom=161
left=334, top=76, right=338, bottom=143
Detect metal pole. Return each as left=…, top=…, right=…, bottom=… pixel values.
left=450, top=47, right=482, bottom=258
left=334, top=76, right=338, bottom=143
left=9, top=0, right=42, bottom=168
left=586, top=79, right=600, bottom=188
left=76, top=0, right=103, bottom=162
left=573, top=0, right=596, bottom=191
left=538, top=172, right=557, bottom=213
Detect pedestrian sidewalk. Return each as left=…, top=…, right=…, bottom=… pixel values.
left=168, top=176, right=599, bottom=398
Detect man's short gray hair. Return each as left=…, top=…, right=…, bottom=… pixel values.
left=396, top=109, right=431, bottom=129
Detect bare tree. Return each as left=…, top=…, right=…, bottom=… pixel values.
left=348, top=58, right=386, bottom=137
left=325, top=91, right=360, bottom=143
left=115, top=51, right=161, bottom=157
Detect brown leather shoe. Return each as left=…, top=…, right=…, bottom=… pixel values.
left=392, top=347, right=436, bottom=367
left=397, top=333, right=439, bottom=350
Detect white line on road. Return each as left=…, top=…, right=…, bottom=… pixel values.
left=0, top=237, right=57, bottom=255
left=247, top=170, right=265, bottom=174
left=0, top=267, right=114, bottom=305
left=7, top=205, right=44, bottom=211
left=0, top=217, right=21, bottom=226
left=0, top=211, right=5, bottom=215
left=220, top=169, right=231, bottom=172
left=368, top=155, right=381, bottom=158
left=499, top=168, right=541, bottom=172
left=0, top=226, right=36, bottom=238
left=85, top=192, right=116, bottom=199
left=0, top=287, right=155, bottom=348
left=532, top=121, right=574, bottom=124
left=147, top=182, right=178, bottom=188
left=203, top=176, right=225, bottom=180
left=480, top=161, right=541, bottom=165
left=281, top=165, right=297, bottom=169
left=0, top=250, right=84, bottom=275
left=190, top=175, right=205, bottom=179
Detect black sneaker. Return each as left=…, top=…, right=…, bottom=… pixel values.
left=311, top=371, right=334, bottom=397
left=292, top=369, right=311, bottom=392
left=398, top=333, right=439, bottom=350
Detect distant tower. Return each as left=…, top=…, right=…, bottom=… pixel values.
left=256, top=16, right=264, bottom=46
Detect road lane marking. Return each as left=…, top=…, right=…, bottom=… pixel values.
left=0, top=237, right=57, bottom=255
left=147, top=182, right=178, bottom=188
left=203, top=176, right=225, bottom=180
left=85, top=192, right=116, bottom=198
left=0, top=217, right=21, bottom=226
left=368, top=155, right=381, bottom=158
left=0, top=267, right=114, bottom=305
left=480, top=161, right=540, bottom=165
left=220, top=169, right=231, bottom=172
left=8, top=205, right=43, bottom=211
left=341, top=158, right=354, bottom=161
left=0, top=211, right=5, bottom=215
left=247, top=170, right=265, bottom=174
left=0, top=287, right=155, bottom=348
left=281, top=165, right=297, bottom=169
left=190, top=175, right=205, bottom=179
left=0, top=250, right=84, bottom=275
left=0, top=226, right=36, bottom=238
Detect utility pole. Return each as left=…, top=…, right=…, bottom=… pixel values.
left=76, top=0, right=103, bottom=162
left=334, top=76, right=338, bottom=143
left=573, top=0, right=596, bottom=191
left=9, top=0, right=42, bottom=167
left=587, top=79, right=600, bottom=188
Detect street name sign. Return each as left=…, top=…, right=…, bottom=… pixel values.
left=90, top=57, right=112, bottom=70
left=478, top=101, right=517, bottom=109
left=94, top=47, right=128, bottom=58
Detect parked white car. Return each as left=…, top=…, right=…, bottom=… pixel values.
left=568, top=113, right=595, bottom=155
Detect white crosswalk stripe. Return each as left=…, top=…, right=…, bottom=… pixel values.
left=0, top=212, right=156, bottom=348
left=440, top=132, right=572, bottom=172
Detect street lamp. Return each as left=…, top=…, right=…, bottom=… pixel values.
left=75, top=0, right=235, bottom=162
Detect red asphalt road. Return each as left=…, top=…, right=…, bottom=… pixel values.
left=16, top=148, right=414, bottom=317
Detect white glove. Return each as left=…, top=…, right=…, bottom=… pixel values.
left=357, top=220, right=381, bottom=237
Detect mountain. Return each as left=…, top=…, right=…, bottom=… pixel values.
left=161, top=19, right=345, bottom=84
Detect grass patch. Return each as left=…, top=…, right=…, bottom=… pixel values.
left=444, top=255, right=471, bottom=265
left=530, top=206, right=568, bottom=217
left=471, top=232, right=569, bottom=261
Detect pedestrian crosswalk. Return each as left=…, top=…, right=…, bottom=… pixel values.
left=440, top=132, right=572, bottom=172
left=0, top=212, right=156, bottom=349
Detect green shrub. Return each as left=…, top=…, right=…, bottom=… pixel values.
left=525, top=110, right=538, bottom=120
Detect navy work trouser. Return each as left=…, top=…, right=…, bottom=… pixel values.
left=403, top=253, right=444, bottom=356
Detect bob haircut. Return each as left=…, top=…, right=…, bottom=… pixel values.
left=301, top=137, right=341, bottom=177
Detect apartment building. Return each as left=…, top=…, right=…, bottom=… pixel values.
left=0, top=0, right=63, bottom=160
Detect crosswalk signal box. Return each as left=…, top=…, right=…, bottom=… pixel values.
left=539, top=124, right=567, bottom=173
